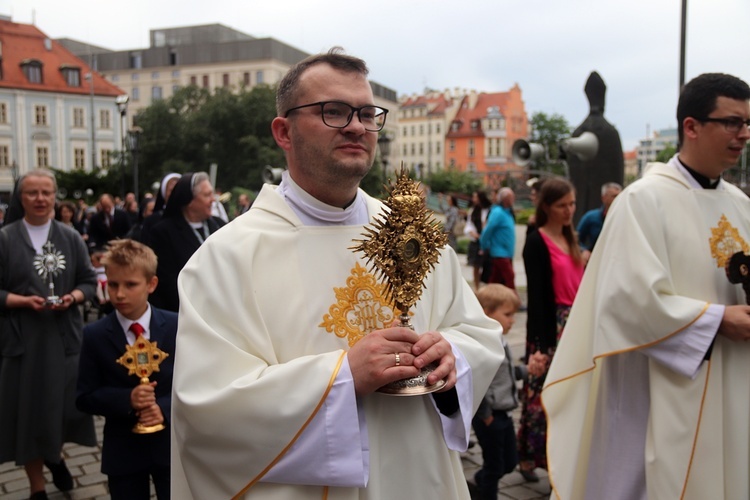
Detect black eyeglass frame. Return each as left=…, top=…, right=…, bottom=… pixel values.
left=697, top=116, right=750, bottom=134
left=284, top=101, right=389, bottom=132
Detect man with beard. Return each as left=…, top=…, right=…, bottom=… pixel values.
left=171, top=48, right=503, bottom=499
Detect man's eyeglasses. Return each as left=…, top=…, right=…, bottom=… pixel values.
left=697, top=116, right=750, bottom=134
left=284, top=101, right=388, bottom=132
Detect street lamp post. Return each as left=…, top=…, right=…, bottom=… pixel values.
left=378, top=134, right=392, bottom=187
left=127, top=127, right=143, bottom=202
left=115, top=95, right=129, bottom=198
left=86, top=72, right=96, bottom=171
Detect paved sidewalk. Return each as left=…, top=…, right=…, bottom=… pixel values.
left=0, top=226, right=551, bottom=499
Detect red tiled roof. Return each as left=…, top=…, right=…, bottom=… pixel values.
left=0, top=20, right=123, bottom=97
left=446, top=92, right=511, bottom=138
left=400, top=93, right=453, bottom=117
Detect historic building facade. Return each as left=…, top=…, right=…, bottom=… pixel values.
left=0, top=17, right=124, bottom=196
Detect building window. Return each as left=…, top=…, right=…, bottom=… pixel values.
left=130, top=53, right=142, bottom=69
left=402, top=126, right=407, bottom=137
left=171, top=70, right=180, bottom=78
left=152, top=86, right=163, bottom=100
left=74, top=148, right=86, bottom=169
left=111, top=75, right=119, bottom=82
left=0, top=145, right=8, bottom=167
left=170, top=51, right=178, bottom=66
left=61, top=66, right=81, bottom=87
left=35, top=105, right=48, bottom=126
left=223, top=74, right=230, bottom=87
left=202, top=75, right=209, bottom=88
left=243, top=72, right=250, bottom=86
left=100, top=109, right=111, bottom=129
left=172, top=85, right=180, bottom=94
left=403, top=144, right=408, bottom=156
left=101, top=149, right=112, bottom=168
left=0, top=103, right=7, bottom=124
left=436, top=141, right=441, bottom=154
left=132, top=87, right=140, bottom=101
left=468, top=139, right=475, bottom=157
left=152, top=71, right=160, bottom=79
left=419, top=143, right=424, bottom=155
left=411, top=126, right=415, bottom=136
left=410, top=144, right=415, bottom=155
left=190, top=75, right=197, bottom=86
left=132, top=73, right=139, bottom=81
left=36, top=147, right=49, bottom=167
left=256, top=71, right=263, bottom=84
left=21, top=60, right=43, bottom=84
left=449, top=140, right=455, bottom=152
left=436, top=123, right=441, bottom=134
left=419, top=125, right=424, bottom=135
left=73, top=108, right=84, bottom=128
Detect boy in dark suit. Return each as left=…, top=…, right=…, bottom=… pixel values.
left=76, top=239, right=177, bottom=499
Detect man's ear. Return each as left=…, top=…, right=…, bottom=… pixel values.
left=682, top=117, right=701, bottom=141
left=271, top=117, right=292, bottom=152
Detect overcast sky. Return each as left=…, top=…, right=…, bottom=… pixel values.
left=7, top=0, right=750, bottom=150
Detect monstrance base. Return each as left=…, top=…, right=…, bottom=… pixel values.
left=132, top=422, right=165, bottom=434
left=377, top=362, right=446, bottom=396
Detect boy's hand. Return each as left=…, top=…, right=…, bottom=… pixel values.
left=131, top=381, right=157, bottom=410
left=137, top=403, right=164, bottom=427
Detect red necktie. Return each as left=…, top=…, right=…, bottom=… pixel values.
left=129, top=322, right=145, bottom=338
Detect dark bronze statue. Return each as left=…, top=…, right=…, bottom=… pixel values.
left=567, top=72, right=625, bottom=224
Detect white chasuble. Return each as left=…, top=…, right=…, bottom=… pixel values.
left=542, top=160, right=750, bottom=500
left=171, top=184, right=504, bottom=499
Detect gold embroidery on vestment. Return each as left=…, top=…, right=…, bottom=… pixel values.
left=319, top=263, right=400, bottom=346
left=709, top=214, right=750, bottom=268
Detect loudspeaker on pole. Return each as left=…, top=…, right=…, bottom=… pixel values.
left=559, top=132, right=599, bottom=162
left=512, top=139, right=547, bottom=167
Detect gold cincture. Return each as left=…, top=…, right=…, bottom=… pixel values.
left=116, top=337, right=170, bottom=433
left=352, top=166, right=448, bottom=395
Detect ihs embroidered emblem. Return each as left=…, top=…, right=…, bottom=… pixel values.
left=319, top=263, right=402, bottom=347
left=709, top=214, right=750, bottom=268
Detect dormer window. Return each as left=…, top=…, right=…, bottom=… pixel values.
left=60, top=65, right=81, bottom=87
left=21, top=59, right=43, bottom=84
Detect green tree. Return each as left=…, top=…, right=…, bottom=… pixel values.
left=529, top=111, right=571, bottom=175
left=423, top=168, right=483, bottom=195
left=134, top=84, right=284, bottom=195
left=655, top=144, right=677, bottom=163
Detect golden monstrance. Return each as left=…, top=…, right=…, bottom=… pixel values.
left=116, top=338, right=170, bottom=433
left=352, top=167, right=448, bottom=395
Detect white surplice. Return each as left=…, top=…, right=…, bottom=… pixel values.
left=171, top=183, right=504, bottom=499
left=543, top=157, right=750, bottom=500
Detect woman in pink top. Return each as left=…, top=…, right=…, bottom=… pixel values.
left=517, top=178, right=585, bottom=482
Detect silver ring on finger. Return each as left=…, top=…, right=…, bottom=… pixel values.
left=394, top=353, right=401, bottom=366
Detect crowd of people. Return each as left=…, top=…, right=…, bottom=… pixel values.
left=1, top=52, right=748, bottom=500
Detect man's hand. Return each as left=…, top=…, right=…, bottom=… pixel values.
left=718, top=305, right=750, bottom=342
left=131, top=381, right=157, bottom=411
left=347, top=326, right=422, bottom=396
left=527, top=351, right=549, bottom=377
left=411, top=330, right=457, bottom=392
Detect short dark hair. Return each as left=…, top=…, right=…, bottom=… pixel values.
left=677, top=73, right=750, bottom=147
left=276, top=47, right=369, bottom=116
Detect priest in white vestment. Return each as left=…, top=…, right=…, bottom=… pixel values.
left=171, top=49, right=504, bottom=499
left=543, top=73, right=750, bottom=500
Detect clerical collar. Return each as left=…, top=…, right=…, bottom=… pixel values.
left=678, top=157, right=720, bottom=189
left=278, top=170, right=368, bottom=226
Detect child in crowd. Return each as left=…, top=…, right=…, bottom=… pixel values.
left=89, top=250, right=109, bottom=309
left=469, top=284, right=547, bottom=500
left=76, top=239, right=177, bottom=500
